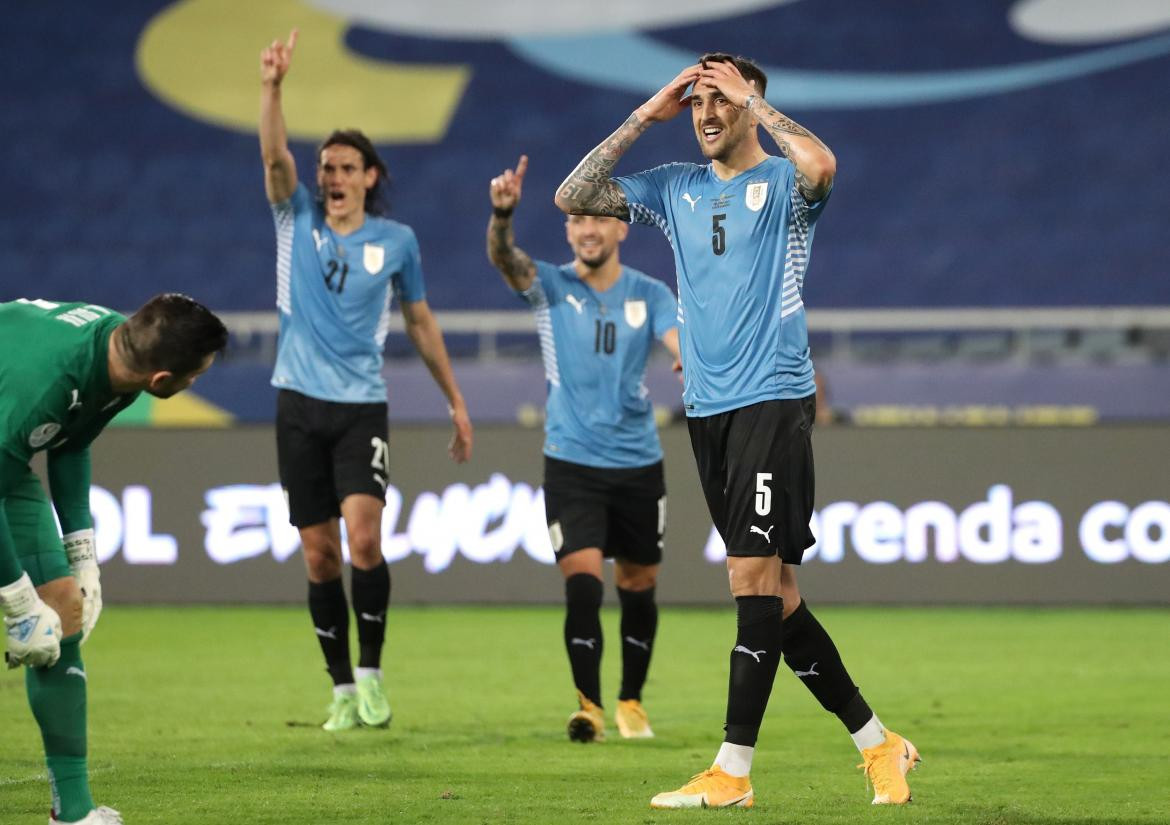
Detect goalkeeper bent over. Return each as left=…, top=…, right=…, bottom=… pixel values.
left=0, top=294, right=226, bottom=823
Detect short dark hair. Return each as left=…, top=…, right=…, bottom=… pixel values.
left=698, top=52, right=767, bottom=98
left=120, top=293, right=228, bottom=375
left=317, top=129, right=391, bottom=215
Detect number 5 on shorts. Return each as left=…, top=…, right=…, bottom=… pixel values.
left=755, top=472, right=772, bottom=516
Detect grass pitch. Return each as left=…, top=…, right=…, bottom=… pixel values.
left=1, top=605, right=1166, bottom=824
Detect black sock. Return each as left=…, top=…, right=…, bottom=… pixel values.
left=308, top=577, right=353, bottom=686
left=725, top=595, right=784, bottom=746
left=564, top=573, right=604, bottom=707
left=617, top=586, right=658, bottom=701
left=782, top=600, right=873, bottom=733
left=351, top=561, right=390, bottom=670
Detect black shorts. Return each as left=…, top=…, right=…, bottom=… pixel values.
left=542, top=456, right=666, bottom=565
left=687, top=395, right=816, bottom=563
left=276, top=389, right=390, bottom=528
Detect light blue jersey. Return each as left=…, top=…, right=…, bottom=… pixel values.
left=615, top=156, right=828, bottom=416
left=270, top=184, right=426, bottom=403
left=520, top=262, right=677, bottom=468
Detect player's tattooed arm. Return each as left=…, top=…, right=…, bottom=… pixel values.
left=556, top=64, right=701, bottom=218
left=554, top=114, right=644, bottom=219
left=487, top=214, right=536, bottom=292
left=745, top=96, right=836, bottom=203
left=487, top=156, right=537, bottom=291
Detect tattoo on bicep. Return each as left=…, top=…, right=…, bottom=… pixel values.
left=559, top=113, right=645, bottom=219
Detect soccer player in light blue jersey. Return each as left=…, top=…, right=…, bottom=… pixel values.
left=487, top=155, right=681, bottom=742
left=557, top=53, right=919, bottom=808
left=260, top=30, right=473, bottom=732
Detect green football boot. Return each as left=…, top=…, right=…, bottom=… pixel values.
left=322, top=691, right=359, bottom=732
left=356, top=674, right=393, bottom=727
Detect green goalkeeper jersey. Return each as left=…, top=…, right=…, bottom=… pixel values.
left=0, top=299, right=137, bottom=466
left=0, top=299, right=140, bottom=581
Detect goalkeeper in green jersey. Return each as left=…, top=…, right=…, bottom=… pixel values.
left=0, top=294, right=226, bottom=824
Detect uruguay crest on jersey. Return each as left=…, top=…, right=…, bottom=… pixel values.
left=624, top=299, right=647, bottom=329
left=745, top=181, right=768, bottom=212
left=363, top=243, right=385, bottom=274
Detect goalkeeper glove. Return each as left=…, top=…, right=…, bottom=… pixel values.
left=0, top=572, right=62, bottom=668
left=63, top=529, right=101, bottom=644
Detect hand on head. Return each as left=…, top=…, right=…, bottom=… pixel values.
left=261, top=28, right=298, bottom=85
left=636, top=65, right=702, bottom=123
left=490, top=155, right=528, bottom=211
left=696, top=59, right=755, bottom=108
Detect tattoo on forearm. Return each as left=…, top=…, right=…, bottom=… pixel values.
left=557, top=113, right=647, bottom=218
left=488, top=215, right=534, bottom=283
left=745, top=97, right=833, bottom=202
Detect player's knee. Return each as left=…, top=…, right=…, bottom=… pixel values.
left=565, top=573, right=604, bottom=610
left=346, top=530, right=382, bottom=568
left=38, top=577, right=82, bottom=637
left=615, top=569, right=657, bottom=592
left=303, top=542, right=342, bottom=581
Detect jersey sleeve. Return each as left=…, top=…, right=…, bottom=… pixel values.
left=47, top=447, right=92, bottom=534
left=391, top=227, right=427, bottom=305
left=648, top=279, right=679, bottom=339
left=778, top=159, right=832, bottom=224
left=518, top=261, right=560, bottom=308
left=614, top=164, right=682, bottom=229
left=0, top=452, right=31, bottom=583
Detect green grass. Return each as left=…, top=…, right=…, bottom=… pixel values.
left=1, top=606, right=1167, bottom=824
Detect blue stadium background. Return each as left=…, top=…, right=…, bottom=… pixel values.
left=2, top=0, right=1168, bottom=314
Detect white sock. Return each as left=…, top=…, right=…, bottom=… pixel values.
left=851, top=714, right=886, bottom=751
left=713, top=742, right=754, bottom=777
left=333, top=683, right=356, bottom=697
left=354, top=667, right=382, bottom=682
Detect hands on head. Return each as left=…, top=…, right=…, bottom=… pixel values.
left=490, top=155, right=528, bottom=211
left=261, top=28, right=298, bottom=85
left=636, top=60, right=758, bottom=123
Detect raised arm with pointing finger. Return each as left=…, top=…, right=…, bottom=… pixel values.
left=259, top=29, right=299, bottom=204
left=256, top=28, right=472, bottom=734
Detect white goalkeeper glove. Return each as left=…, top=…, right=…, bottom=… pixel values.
left=63, top=529, right=102, bottom=644
left=0, top=572, right=63, bottom=669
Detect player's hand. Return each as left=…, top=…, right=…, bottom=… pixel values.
left=635, top=65, right=702, bottom=124
left=697, top=59, right=757, bottom=109
left=261, top=29, right=298, bottom=86
left=448, top=402, right=473, bottom=463
left=490, top=155, right=528, bottom=212
left=63, top=529, right=102, bottom=644
left=0, top=573, right=62, bottom=669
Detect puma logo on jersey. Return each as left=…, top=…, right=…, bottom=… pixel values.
left=566, top=294, right=586, bottom=315
left=68, top=389, right=82, bottom=411
left=794, top=662, right=819, bottom=678
left=750, top=525, right=774, bottom=542
left=624, top=636, right=651, bottom=652
left=312, top=229, right=328, bottom=251
left=359, top=611, right=385, bottom=624
left=314, top=626, right=339, bottom=640
left=570, top=637, right=596, bottom=650
left=734, top=645, right=766, bottom=663
left=682, top=192, right=702, bottom=212
left=66, top=666, right=87, bottom=681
